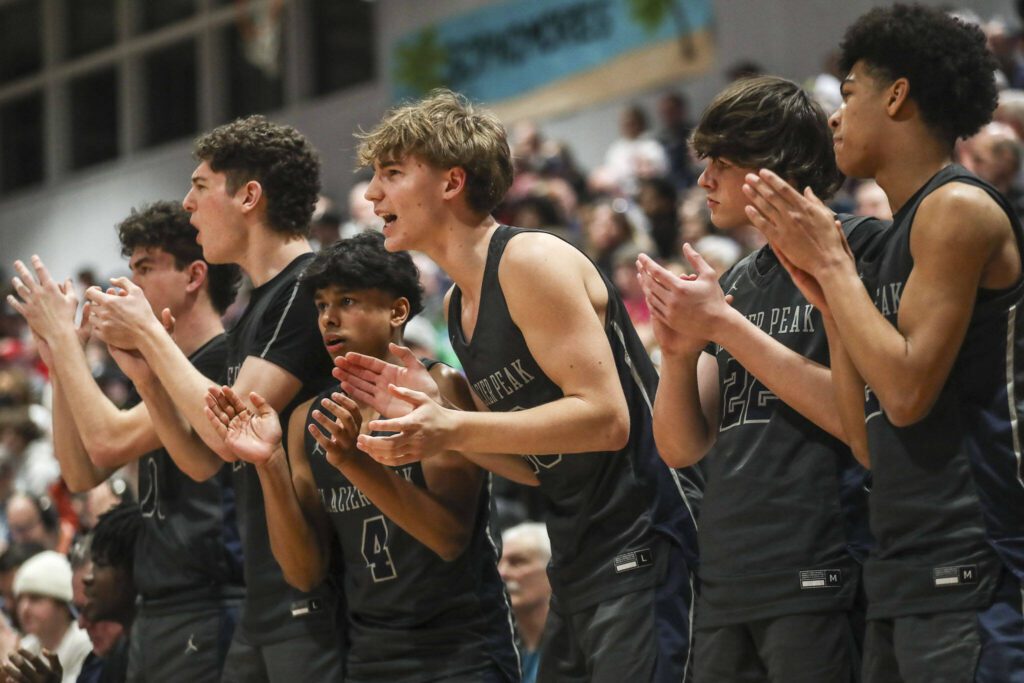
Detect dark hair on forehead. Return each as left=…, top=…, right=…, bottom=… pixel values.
left=116, top=201, right=241, bottom=314
left=193, top=114, right=321, bottom=237
left=691, top=75, right=842, bottom=198
left=838, top=4, right=997, bottom=143
left=300, top=231, right=424, bottom=319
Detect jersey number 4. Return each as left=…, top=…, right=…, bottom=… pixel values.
left=361, top=515, right=397, bottom=582
left=720, top=358, right=778, bottom=431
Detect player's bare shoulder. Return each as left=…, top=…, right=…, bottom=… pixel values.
left=499, top=231, right=608, bottom=315
left=914, top=180, right=1019, bottom=287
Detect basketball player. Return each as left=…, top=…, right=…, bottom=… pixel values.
left=84, top=116, right=343, bottom=682
left=635, top=76, right=882, bottom=682
left=334, top=90, right=702, bottom=682
left=744, top=5, right=1024, bottom=680
left=8, top=202, right=244, bottom=681
left=205, top=231, right=522, bottom=682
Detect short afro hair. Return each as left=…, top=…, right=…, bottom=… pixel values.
left=117, top=201, right=241, bottom=314
left=90, top=501, right=141, bottom=574
left=300, top=231, right=424, bottom=321
left=194, top=115, right=321, bottom=237
left=839, top=4, right=998, bottom=144
left=691, top=75, right=843, bottom=198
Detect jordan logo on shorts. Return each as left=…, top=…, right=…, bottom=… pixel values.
left=184, top=634, right=199, bottom=655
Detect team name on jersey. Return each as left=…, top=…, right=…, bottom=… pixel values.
left=745, top=304, right=816, bottom=336
left=873, top=281, right=904, bottom=318
left=318, top=466, right=415, bottom=514
left=471, top=359, right=537, bottom=407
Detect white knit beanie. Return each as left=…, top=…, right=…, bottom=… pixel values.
left=12, top=551, right=73, bottom=603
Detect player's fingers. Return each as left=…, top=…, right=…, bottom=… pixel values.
left=6, top=295, right=27, bottom=317
left=681, top=243, right=717, bottom=278
left=338, top=380, right=375, bottom=407
left=29, top=255, right=54, bottom=288
left=319, top=398, right=359, bottom=434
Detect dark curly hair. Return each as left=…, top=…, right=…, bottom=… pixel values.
left=300, top=231, right=424, bottom=321
left=839, top=4, right=998, bottom=143
left=194, top=115, right=321, bottom=237
left=117, top=201, right=241, bottom=314
left=90, top=501, right=141, bottom=574
left=691, top=76, right=842, bottom=198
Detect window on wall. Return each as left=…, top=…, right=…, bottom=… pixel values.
left=222, top=21, right=284, bottom=120
left=0, top=0, right=42, bottom=84
left=137, top=0, right=196, bottom=33
left=0, top=0, right=376, bottom=197
left=0, top=93, right=44, bottom=192
left=310, top=0, right=375, bottom=96
left=143, top=40, right=198, bottom=148
left=64, top=0, right=117, bottom=60
left=69, top=69, right=119, bottom=169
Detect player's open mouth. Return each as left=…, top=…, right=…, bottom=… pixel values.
left=381, top=213, right=397, bottom=227
left=323, top=335, right=346, bottom=352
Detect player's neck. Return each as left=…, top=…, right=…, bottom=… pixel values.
left=872, top=128, right=952, bottom=214
left=238, top=224, right=312, bottom=287
left=172, top=300, right=225, bottom=357
left=427, top=216, right=500, bottom=300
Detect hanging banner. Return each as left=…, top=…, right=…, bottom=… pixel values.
left=391, top=0, right=714, bottom=121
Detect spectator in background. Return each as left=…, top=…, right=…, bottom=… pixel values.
left=960, top=121, right=1024, bottom=217
left=853, top=180, right=894, bottom=221
left=0, top=542, right=44, bottom=625
left=637, top=176, right=680, bottom=259
left=995, top=88, right=1024, bottom=140
left=340, top=178, right=383, bottom=238
left=309, top=195, right=342, bottom=250
left=582, top=199, right=641, bottom=280
left=499, top=523, right=552, bottom=683
left=655, top=91, right=697, bottom=190
left=692, top=234, right=742, bottom=278
left=12, top=550, right=92, bottom=682
left=590, top=104, right=669, bottom=197
left=0, top=407, right=59, bottom=498
left=6, top=493, right=59, bottom=550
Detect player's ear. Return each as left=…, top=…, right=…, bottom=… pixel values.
left=391, top=297, right=410, bottom=329
left=238, top=179, right=264, bottom=213
left=441, top=166, right=467, bottom=201
left=886, top=77, right=910, bottom=117
left=185, top=260, right=207, bottom=294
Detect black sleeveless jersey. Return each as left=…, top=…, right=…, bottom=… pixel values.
left=224, top=252, right=339, bottom=644
left=860, top=164, right=1024, bottom=619
left=448, top=225, right=703, bottom=613
left=130, top=334, right=244, bottom=604
left=303, top=378, right=521, bottom=683
left=695, top=215, right=884, bottom=629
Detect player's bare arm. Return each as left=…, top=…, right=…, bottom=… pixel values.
left=207, top=390, right=332, bottom=592
left=746, top=170, right=1018, bottom=425
left=9, top=257, right=158, bottom=486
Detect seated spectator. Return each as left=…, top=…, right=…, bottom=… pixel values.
left=960, top=122, right=1024, bottom=218
left=853, top=180, right=894, bottom=221
left=7, top=493, right=59, bottom=550
left=0, top=407, right=59, bottom=498
left=582, top=200, right=642, bottom=280
left=0, top=542, right=44, bottom=625
left=590, top=104, right=669, bottom=197
left=499, top=523, right=552, bottom=683
left=12, top=550, right=91, bottom=681
left=655, top=91, right=697, bottom=190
